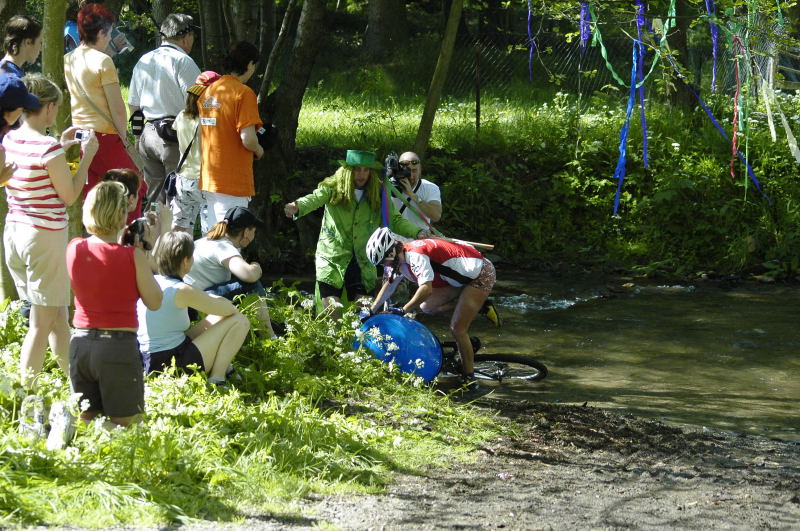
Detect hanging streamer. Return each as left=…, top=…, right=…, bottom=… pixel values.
left=527, top=0, right=535, bottom=81
left=613, top=42, right=639, bottom=215
left=580, top=2, right=591, bottom=55
left=589, top=0, right=675, bottom=90
left=380, top=181, right=390, bottom=228
left=775, top=0, right=784, bottom=26
left=761, top=75, right=777, bottom=142
left=660, top=51, right=767, bottom=199
left=764, top=79, right=800, bottom=164
left=704, top=0, right=718, bottom=93
left=730, top=36, right=742, bottom=179
left=635, top=0, right=649, bottom=168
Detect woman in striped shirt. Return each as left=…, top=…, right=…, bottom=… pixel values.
left=2, top=73, right=98, bottom=388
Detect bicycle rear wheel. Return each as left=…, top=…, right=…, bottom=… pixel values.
left=473, top=354, right=547, bottom=382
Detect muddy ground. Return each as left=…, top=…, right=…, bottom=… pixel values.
left=238, top=396, right=800, bottom=530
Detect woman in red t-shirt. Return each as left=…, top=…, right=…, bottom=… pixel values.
left=66, top=181, right=161, bottom=428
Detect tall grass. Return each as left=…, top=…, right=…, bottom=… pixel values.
left=0, top=289, right=503, bottom=526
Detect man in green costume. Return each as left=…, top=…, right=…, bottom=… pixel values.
left=284, top=150, right=427, bottom=308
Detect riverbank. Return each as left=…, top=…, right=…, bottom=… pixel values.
left=232, top=397, right=800, bottom=529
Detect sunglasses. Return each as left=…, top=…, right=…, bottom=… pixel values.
left=399, top=160, right=420, bottom=168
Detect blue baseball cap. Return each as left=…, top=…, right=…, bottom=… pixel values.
left=0, top=74, right=40, bottom=111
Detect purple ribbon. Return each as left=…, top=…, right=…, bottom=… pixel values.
left=636, top=0, right=649, bottom=168
left=580, top=2, right=591, bottom=55
left=705, top=0, right=718, bottom=92
left=527, top=0, right=535, bottom=81
left=613, top=41, right=639, bottom=215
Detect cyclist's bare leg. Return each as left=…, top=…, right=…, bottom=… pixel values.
left=419, top=285, right=461, bottom=314
left=449, top=285, right=489, bottom=375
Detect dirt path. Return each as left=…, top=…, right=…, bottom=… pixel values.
left=247, top=399, right=800, bottom=529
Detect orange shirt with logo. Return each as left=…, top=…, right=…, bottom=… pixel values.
left=198, top=75, right=262, bottom=197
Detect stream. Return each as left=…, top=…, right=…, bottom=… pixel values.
left=419, top=270, right=799, bottom=441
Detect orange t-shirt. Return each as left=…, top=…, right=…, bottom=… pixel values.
left=198, top=75, right=262, bottom=197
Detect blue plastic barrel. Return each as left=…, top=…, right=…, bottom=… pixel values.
left=354, top=314, right=442, bottom=382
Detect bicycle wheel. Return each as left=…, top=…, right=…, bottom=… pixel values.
left=473, top=354, right=548, bottom=382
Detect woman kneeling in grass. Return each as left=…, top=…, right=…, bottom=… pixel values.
left=137, top=231, right=250, bottom=384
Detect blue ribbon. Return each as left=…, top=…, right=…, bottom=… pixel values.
left=580, top=2, right=591, bottom=55
left=527, top=0, right=535, bottom=81
left=705, top=0, right=718, bottom=92
left=613, top=42, right=639, bottom=215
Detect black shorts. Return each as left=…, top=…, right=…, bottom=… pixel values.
left=142, top=335, right=205, bottom=374
left=318, top=256, right=369, bottom=300
left=70, top=329, right=144, bottom=418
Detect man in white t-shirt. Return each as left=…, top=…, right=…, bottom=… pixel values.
left=128, top=13, right=201, bottom=205
left=391, top=151, right=442, bottom=230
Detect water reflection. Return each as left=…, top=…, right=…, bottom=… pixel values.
left=420, top=271, right=800, bottom=440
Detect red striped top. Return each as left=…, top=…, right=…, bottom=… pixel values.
left=2, top=130, right=67, bottom=231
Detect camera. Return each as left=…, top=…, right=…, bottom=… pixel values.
left=74, top=129, right=90, bottom=142
left=122, top=217, right=152, bottom=250
left=384, top=151, right=411, bottom=188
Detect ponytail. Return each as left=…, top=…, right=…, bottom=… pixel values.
left=206, top=221, right=247, bottom=241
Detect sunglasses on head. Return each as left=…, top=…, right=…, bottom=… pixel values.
left=399, top=160, right=420, bottom=168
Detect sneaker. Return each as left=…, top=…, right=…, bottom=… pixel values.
left=18, top=395, right=46, bottom=439
left=46, top=401, right=76, bottom=451
left=480, top=299, right=502, bottom=327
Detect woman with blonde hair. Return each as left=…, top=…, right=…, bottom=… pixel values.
left=137, top=231, right=250, bottom=384
left=3, top=73, right=98, bottom=392
left=67, top=181, right=161, bottom=430
left=284, top=149, right=427, bottom=308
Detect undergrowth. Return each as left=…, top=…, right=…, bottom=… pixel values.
left=0, top=287, right=502, bottom=526
left=295, top=84, right=800, bottom=278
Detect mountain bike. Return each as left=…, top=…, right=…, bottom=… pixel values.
left=438, top=336, right=548, bottom=383
left=355, top=314, right=548, bottom=384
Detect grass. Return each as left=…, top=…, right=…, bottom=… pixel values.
left=0, top=288, right=505, bottom=526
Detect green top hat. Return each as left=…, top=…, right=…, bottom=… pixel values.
left=337, top=149, right=384, bottom=170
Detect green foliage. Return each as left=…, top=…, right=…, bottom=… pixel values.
left=0, top=288, right=501, bottom=526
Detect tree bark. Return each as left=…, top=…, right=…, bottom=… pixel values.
left=258, top=0, right=277, bottom=62
left=258, top=0, right=301, bottom=103
left=0, top=0, right=26, bottom=30
left=197, top=0, right=228, bottom=71
left=364, top=0, right=408, bottom=61
left=250, top=0, right=326, bottom=263
left=413, top=0, right=462, bottom=156
left=151, top=0, right=174, bottom=26
left=666, top=0, right=693, bottom=108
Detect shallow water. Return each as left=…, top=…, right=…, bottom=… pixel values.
left=422, top=271, right=800, bottom=440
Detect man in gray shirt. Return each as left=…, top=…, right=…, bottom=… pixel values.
left=128, top=14, right=201, bottom=204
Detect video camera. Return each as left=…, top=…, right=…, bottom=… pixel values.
left=122, top=217, right=152, bottom=251
left=384, top=151, right=412, bottom=188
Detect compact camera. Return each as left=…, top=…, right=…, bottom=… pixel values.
left=122, top=217, right=152, bottom=250
left=74, top=129, right=90, bottom=142
left=384, top=151, right=411, bottom=188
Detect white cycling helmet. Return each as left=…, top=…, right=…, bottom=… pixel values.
left=366, top=227, right=399, bottom=265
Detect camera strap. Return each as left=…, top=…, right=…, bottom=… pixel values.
left=397, top=180, right=422, bottom=215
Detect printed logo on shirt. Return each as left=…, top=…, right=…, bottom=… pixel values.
left=200, top=117, right=217, bottom=126
left=201, top=96, right=221, bottom=109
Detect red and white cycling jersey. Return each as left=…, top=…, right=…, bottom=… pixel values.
left=400, top=239, right=484, bottom=288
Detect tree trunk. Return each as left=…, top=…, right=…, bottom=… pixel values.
left=250, top=0, right=326, bottom=264
left=197, top=0, right=228, bottom=71
left=413, top=0, right=462, bottom=156
left=364, top=0, right=407, bottom=61
left=151, top=0, right=174, bottom=26
left=667, top=0, right=693, bottom=108
left=258, top=0, right=301, bottom=103
left=0, top=0, right=25, bottom=30
left=228, top=0, right=260, bottom=45
left=258, top=0, right=277, bottom=62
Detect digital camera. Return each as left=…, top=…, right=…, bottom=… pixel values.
left=122, top=217, right=152, bottom=250
left=384, top=151, right=411, bottom=188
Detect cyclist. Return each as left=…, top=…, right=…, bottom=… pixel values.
left=365, top=227, right=496, bottom=389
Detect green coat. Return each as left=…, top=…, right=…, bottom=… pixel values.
left=295, top=185, right=420, bottom=293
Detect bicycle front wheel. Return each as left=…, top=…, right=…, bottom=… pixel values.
left=473, top=354, right=548, bottom=383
